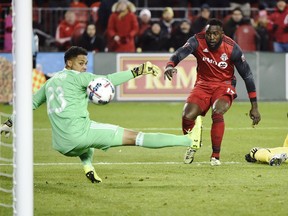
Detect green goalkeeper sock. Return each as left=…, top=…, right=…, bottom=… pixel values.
left=135, top=132, right=191, bottom=148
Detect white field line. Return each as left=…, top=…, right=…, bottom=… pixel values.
left=0, top=161, right=242, bottom=166
left=33, top=127, right=287, bottom=131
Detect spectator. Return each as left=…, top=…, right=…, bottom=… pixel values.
left=69, top=0, right=89, bottom=23
left=90, top=1, right=101, bottom=23
left=233, top=18, right=260, bottom=51
left=136, top=8, right=152, bottom=49
left=137, top=22, right=170, bottom=52
left=169, top=19, right=193, bottom=52
left=76, top=22, right=106, bottom=52
left=267, top=0, right=288, bottom=52
left=4, top=7, right=12, bottom=52
left=137, top=8, right=152, bottom=38
left=230, top=0, right=252, bottom=18
left=223, top=7, right=244, bottom=38
left=106, top=0, right=139, bottom=52
left=191, top=3, right=211, bottom=34
left=55, top=10, right=81, bottom=51
left=97, top=0, right=118, bottom=34
left=253, top=9, right=272, bottom=51
left=159, top=7, right=178, bottom=39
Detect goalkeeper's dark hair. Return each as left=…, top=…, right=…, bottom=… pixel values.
left=64, top=46, right=88, bottom=63
left=207, top=18, right=223, bottom=29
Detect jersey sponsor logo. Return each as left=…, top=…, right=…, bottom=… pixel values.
left=218, top=61, right=228, bottom=69
left=202, top=57, right=228, bottom=69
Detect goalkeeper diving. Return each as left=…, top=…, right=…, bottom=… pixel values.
left=0, top=46, right=198, bottom=184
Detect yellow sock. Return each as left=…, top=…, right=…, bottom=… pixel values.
left=283, top=134, right=288, bottom=147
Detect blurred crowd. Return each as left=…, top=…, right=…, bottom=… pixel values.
left=1, top=0, right=288, bottom=53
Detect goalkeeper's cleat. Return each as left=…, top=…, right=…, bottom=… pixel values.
left=184, top=147, right=197, bottom=164
left=84, top=165, right=102, bottom=183
left=269, top=153, right=288, bottom=166
left=210, top=157, right=221, bottom=166
left=245, top=153, right=257, bottom=163
left=187, top=116, right=203, bottom=149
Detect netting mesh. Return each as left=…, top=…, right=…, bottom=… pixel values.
left=0, top=112, right=13, bottom=209
left=0, top=0, right=16, bottom=212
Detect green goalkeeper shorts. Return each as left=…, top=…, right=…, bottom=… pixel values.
left=64, top=121, right=124, bottom=157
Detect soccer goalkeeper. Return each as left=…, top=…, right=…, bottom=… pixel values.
left=0, top=46, right=197, bottom=184
left=245, top=134, right=288, bottom=166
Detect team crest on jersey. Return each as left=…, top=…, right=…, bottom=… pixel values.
left=220, top=53, right=228, bottom=61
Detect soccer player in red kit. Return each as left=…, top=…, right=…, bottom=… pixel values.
left=164, top=18, right=261, bottom=166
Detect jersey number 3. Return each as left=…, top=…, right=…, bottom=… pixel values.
left=47, top=86, right=67, bottom=114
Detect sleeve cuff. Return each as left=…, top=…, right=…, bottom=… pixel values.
left=166, top=61, right=175, bottom=68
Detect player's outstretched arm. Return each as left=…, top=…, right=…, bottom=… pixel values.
left=131, top=61, right=160, bottom=77
left=0, top=118, right=13, bottom=138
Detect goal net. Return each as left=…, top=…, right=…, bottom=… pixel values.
left=0, top=0, right=33, bottom=215
left=0, top=112, right=13, bottom=210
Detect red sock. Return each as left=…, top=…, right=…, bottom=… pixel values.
left=211, top=113, right=225, bottom=159
left=182, top=117, right=195, bottom=135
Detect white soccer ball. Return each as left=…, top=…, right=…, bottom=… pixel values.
left=87, top=77, right=115, bottom=105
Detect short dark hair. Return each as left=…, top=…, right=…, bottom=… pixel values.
left=207, top=18, right=223, bottom=28
left=64, top=46, right=88, bottom=63
left=232, top=7, right=243, bottom=15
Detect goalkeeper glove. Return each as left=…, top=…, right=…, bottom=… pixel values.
left=0, top=118, right=13, bottom=138
left=131, top=61, right=160, bottom=78
left=245, top=153, right=257, bottom=163
left=164, top=65, right=177, bottom=81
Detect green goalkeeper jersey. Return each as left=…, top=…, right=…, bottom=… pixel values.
left=33, top=69, right=134, bottom=154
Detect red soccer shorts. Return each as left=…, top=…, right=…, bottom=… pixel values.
left=186, top=81, right=237, bottom=116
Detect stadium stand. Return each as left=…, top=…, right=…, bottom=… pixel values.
left=0, top=1, right=279, bottom=52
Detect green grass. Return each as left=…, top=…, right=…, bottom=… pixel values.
left=0, top=101, right=288, bottom=216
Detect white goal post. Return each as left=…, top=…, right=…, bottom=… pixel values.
left=13, top=0, right=33, bottom=215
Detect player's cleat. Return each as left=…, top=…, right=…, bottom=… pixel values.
left=84, top=165, right=102, bottom=183
left=184, top=147, right=197, bottom=164
left=245, top=153, right=257, bottom=163
left=269, top=153, right=288, bottom=166
left=210, top=157, right=221, bottom=166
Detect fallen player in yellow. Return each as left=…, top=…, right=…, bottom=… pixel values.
left=245, top=134, right=288, bottom=166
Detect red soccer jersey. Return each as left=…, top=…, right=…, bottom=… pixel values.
left=166, top=32, right=257, bottom=101
left=193, top=33, right=235, bottom=84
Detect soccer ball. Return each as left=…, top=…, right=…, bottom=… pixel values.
left=87, top=77, right=115, bottom=105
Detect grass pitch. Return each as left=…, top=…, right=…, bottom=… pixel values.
left=0, top=101, right=288, bottom=216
